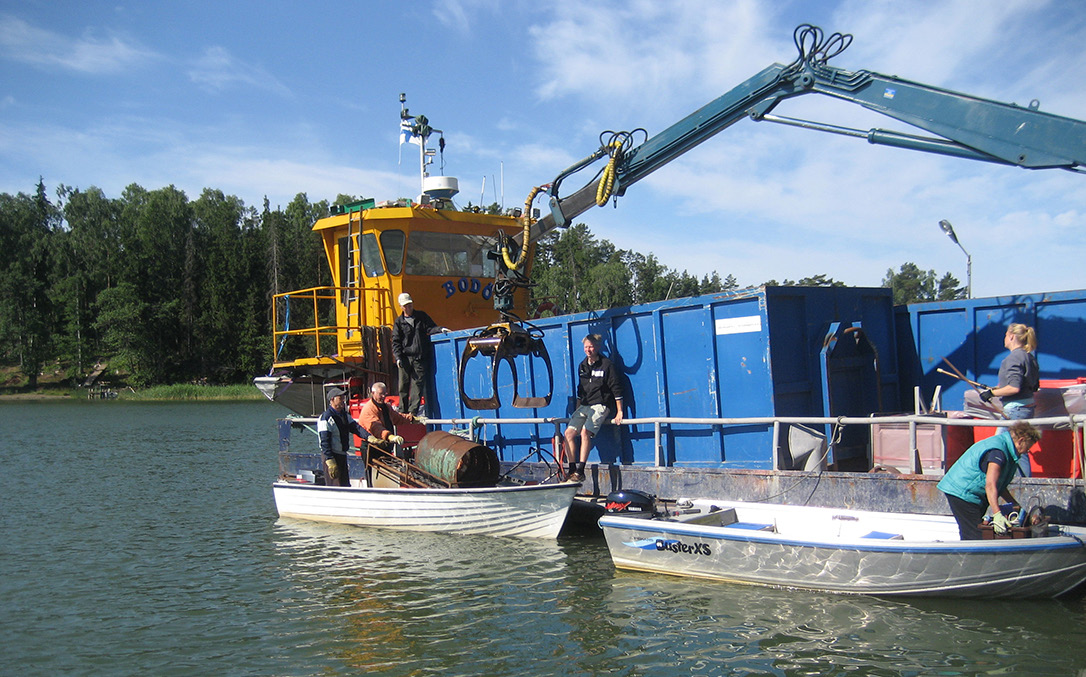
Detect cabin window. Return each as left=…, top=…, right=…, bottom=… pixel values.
left=337, top=236, right=351, bottom=289
left=359, top=232, right=385, bottom=277
left=380, top=230, right=405, bottom=276
left=403, top=231, right=498, bottom=277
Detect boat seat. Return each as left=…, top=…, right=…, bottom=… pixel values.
left=861, top=530, right=904, bottom=540
left=724, top=522, right=776, bottom=532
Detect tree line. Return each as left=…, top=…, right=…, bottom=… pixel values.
left=0, top=181, right=964, bottom=389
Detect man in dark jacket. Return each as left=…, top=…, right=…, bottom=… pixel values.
left=391, top=292, right=446, bottom=416
left=563, top=333, right=624, bottom=483
left=317, top=386, right=370, bottom=487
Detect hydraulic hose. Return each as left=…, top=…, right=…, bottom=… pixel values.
left=596, top=139, right=624, bottom=206
left=501, top=185, right=544, bottom=271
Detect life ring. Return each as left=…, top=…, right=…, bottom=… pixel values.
left=532, top=301, right=558, bottom=319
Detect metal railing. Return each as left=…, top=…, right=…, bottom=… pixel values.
left=280, top=411, right=1086, bottom=477
left=272, top=285, right=395, bottom=365
left=421, top=412, right=1086, bottom=476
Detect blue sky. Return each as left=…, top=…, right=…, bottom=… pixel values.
left=2, top=0, right=1085, bottom=297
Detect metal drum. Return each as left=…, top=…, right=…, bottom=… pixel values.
left=415, top=431, right=500, bottom=488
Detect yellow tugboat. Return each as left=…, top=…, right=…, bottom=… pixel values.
left=255, top=95, right=535, bottom=416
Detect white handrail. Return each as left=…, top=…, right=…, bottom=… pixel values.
left=283, top=412, right=1086, bottom=476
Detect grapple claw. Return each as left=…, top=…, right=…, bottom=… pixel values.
left=458, top=322, right=553, bottom=410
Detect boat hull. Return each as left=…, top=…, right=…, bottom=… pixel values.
left=273, top=480, right=580, bottom=539
left=255, top=375, right=332, bottom=417
left=600, top=500, right=1086, bottom=598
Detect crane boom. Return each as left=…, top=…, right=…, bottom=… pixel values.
left=529, top=24, right=1086, bottom=242
left=461, top=23, right=1086, bottom=412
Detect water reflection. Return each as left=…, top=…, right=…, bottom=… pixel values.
left=604, top=571, right=1086, bottom=676
left=269, top=520, right=1085, bottom=676
left=273, top=519, right=576, bottom=674
left=7, top=395, right=1080, bottom=676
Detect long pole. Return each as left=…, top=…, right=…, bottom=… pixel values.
left=966, top=252, right=972, bottom=299
left=938, top=220, right=971, bottom=298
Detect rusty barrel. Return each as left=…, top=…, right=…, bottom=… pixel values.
left=415, top=431, right=500, bottom=488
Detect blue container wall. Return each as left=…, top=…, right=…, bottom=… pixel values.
left=897, top=289, right=1086, bottom=411
left=431, top=286, right=898, bottom=469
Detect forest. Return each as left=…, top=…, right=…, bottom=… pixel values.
left=0, top=180, right=963, bottom=389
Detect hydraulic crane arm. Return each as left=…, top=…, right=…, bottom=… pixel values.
left=461, top=23, right=1086, bottom=412
left=529, top=24, right=1086, bottom=243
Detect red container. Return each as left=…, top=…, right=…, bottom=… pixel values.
left=944, top=426, right=974, bottom=468
left=972, top=426, right=1081, bottom=479
left=1039, top=377, right=1086, bottom=388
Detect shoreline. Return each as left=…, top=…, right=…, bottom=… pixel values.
left=0, top=387, right=266, bottom=402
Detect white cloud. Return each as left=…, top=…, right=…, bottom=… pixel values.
left=514, top=0, right=1086, bottom=297
left=432, top=0, right=501, bottom=34
left=0, top=14, right=158, bottom=74
left=187, top=46, right=292, bottom=97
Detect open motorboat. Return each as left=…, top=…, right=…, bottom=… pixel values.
left=599, top=495, right=1086, bottom=598
left=274, top=430, right=579, bottom=539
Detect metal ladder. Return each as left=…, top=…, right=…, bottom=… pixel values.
left=345, top=210, right=362, bottom=339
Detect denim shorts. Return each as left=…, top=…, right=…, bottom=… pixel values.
left=567, top=404, right=611, bottom=436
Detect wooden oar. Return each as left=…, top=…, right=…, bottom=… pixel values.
left=940, top=358, right=1007, bottom=419
left=936, top=367, right=985, bottom=389
left=940, top=357, right=975, bottom=386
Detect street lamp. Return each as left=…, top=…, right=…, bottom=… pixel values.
left=938, top=219, right=972, bottom=298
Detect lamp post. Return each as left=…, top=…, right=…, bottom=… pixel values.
left=938, top=219, right=972, bottom=298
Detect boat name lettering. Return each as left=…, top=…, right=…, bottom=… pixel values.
left=655, top=539, right=711, bottom=556
left=442, top=277, right=493, bottom=300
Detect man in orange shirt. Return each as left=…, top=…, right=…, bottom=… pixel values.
left=358, top=381, right=417, bottom=454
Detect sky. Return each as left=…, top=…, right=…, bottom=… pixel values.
left=2, top=0, right=1085, bottom=297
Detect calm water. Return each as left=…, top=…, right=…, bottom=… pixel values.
left=2, top=400, right=1085, bottom=676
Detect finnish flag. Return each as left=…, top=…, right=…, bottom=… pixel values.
left=400, top=120, right=421, bottom=146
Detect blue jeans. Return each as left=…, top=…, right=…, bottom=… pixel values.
left=1002, top=402, right=1035, bottom=476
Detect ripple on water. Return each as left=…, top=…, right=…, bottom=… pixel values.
left=3, top=402, right=1085, bottom=677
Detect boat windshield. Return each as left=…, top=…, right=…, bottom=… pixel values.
left=378, top=230, right=405, bottom=275
left=359, top=232, right=385, bottom=277
left=405, top=231, right=497, bottom=278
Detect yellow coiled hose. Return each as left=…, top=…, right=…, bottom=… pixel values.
left=596, top=139, right=624, bottom=207
left=501, top=185, right=541, bottom=271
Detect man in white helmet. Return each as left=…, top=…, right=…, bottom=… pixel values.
left=391, top=292, right=446, bottom=416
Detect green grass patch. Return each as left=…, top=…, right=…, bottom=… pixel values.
left=123, top=384, right=265, bottom=401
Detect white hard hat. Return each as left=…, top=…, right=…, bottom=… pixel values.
left=398, top=293, right=414, bottom=306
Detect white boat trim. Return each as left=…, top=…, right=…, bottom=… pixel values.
left=273, top=479, right=580, bottom=539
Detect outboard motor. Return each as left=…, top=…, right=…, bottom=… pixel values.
left=604, top=489, right=658, bottom=519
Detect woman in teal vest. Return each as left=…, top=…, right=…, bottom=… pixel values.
left=937, top=421, right=1041, bottom=539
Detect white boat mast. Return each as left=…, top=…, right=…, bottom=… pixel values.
left=399, top=93, right=458, bottom=204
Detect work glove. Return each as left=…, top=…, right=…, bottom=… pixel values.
left=980, top=389, right=995, bottom=403
left=991, top=512, right=1013, bottom=535
left=325, top=457, right=339, bottom=480
left=366, top=435, right=383, bottom=446
left=388, top=435, right=405, bottom=445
